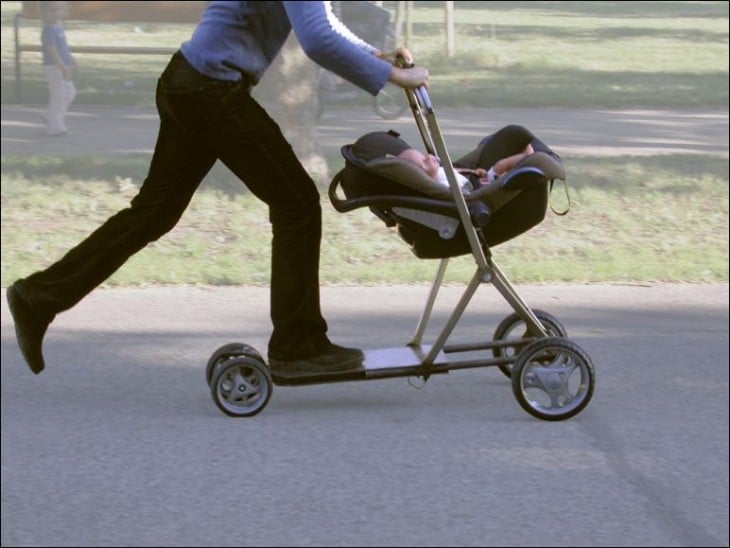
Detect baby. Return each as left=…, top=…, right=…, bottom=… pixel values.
left=398, top=143, right=534, bottom=192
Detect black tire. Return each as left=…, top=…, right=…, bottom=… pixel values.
left=492, top=310, right=567, bottom=379
left=373, top=26, right=409, bottom=120
left=210, top=356, right=273, bottom=418
left=511, top=337, right=595, bottom=421
left=206, top=342, right=264, bottom=385
left=374, top=82, right=409, bottom=120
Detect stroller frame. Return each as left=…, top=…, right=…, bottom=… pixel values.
left=206, top=87, right=595, bottom=421
left=396, top=87, right=549, bottom=369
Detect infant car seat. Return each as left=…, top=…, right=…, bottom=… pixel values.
left=329, top=130, right=566, bottom=259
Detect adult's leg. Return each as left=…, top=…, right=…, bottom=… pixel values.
left=8, top=59, right=222, bottom=374
left=206, top=90, right=328, bottom=360
left=14, top=81, right=217, bottom=320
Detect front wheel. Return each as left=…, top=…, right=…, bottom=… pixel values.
left=210, top=356, right=273, bottom=418
left=206, top=342, right=264, bottom=385
left=511, top=337, right=595, bottom=421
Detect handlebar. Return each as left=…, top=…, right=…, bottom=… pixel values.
left=395, top=56, right=431, bottom=109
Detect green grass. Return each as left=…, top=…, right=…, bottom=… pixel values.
left=2, top=1, right=727, bottom=108
left=2, top=154, right=727, bottom=287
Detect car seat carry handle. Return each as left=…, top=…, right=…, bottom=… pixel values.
left=329, top=169, right=466, bottom=217
left=329, top=168, right=491, bottom=230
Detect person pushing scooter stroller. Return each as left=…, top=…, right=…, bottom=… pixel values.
left=6, top=1, right=429, bottom=380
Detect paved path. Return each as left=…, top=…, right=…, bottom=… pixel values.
left=2, top=283, right=729, bottom=547
left=2, top=104, right=728, bottom=158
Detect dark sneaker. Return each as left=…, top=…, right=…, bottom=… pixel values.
left=6, top=283, right=51, bottom=375
left=269, top=343, right=364, bottom=377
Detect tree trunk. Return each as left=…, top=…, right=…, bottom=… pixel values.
left=393, top=1, right=407, bottom=46
left=252, top=35, right=329, bottom=185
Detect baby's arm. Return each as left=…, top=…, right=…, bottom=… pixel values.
left=492, top=143, right=535, bottom=177
left=456, top=167, right=487, bottom=178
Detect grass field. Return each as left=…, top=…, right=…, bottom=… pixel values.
left=2, top=153, right=727, bottom=287
left=1, top=1, right=728, bottom=287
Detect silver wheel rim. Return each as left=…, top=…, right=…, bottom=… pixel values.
left=518, top=344, right=591, bottom=417
left=214, top=361, right=271, bottom=416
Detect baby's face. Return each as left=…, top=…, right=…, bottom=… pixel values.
left=398, top=149, right=440, bottom=178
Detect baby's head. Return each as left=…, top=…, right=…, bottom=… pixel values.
left=397, top=148, right=440, bottom=179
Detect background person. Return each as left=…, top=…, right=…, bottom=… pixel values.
left=40, top=0, right=76, bottom=136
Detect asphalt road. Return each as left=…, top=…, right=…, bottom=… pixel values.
left=2, top=104, right=728, bottom=158
left=1, top=283, right=729, bottom=547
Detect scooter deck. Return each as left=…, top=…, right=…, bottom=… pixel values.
left=272, top=345, right=449, bottom=386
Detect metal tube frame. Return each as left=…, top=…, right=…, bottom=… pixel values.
left=402, top=87, right=549, bottom=377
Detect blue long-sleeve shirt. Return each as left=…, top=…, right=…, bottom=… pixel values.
left=179, top=1, right=391, bottom=95
left=41, top=23, right=74, bottom=67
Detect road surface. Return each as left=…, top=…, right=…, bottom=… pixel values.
left=1, top=283, right=728, bottom=547
left=2, top=104, right=728, bottom=158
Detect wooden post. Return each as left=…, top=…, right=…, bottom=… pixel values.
left=14, top=13, right=23, bottom=102
left=445, top=1, right=455, bottom=57
left=393, top=1, right=406, bottom=47
left=406, top=1, right=413, bottom=47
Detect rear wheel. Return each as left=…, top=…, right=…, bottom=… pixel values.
left=511, top=337, right=595, bottom=421
left=374, top=82, right=409, bottom=120
left=492, top=310, right=567, bottom=379
left=373, top=26, right=409, bottom=120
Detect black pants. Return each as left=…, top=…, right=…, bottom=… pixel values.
left=17, top=52, right=329, bottom=360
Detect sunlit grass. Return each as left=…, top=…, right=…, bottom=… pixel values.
left=2, top=154, right=727, bottom=286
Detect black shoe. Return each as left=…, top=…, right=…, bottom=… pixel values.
left=6, top=283, right=51, bottom=375
left=269, top=343, right=364, bottom=377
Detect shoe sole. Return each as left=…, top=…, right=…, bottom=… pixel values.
left=6, top=286, right=45, bottom=375
left=270, top=363, right=365, bottom=385
left=269, top=354, right=364, bottom=378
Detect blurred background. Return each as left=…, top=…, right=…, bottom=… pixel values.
left=4, top=1, right=728, bottom=109
left=1, top=1, right=728, bottom=286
